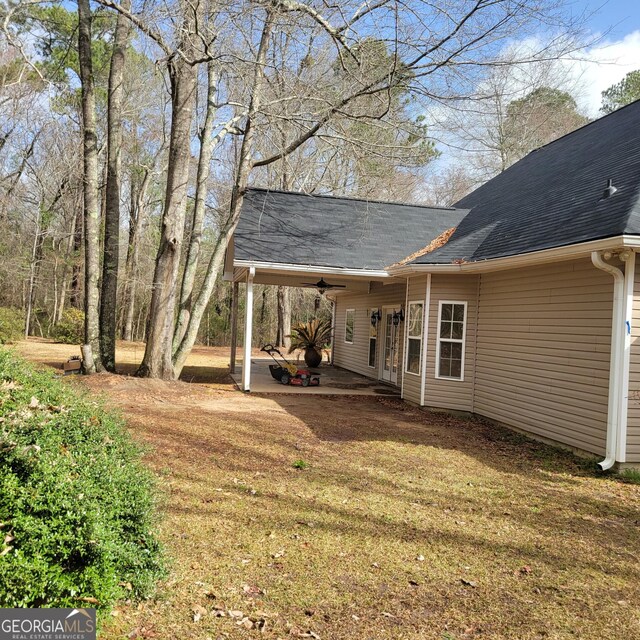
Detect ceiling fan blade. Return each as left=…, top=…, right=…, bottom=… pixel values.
left=299, top=279, right=347, bottom=290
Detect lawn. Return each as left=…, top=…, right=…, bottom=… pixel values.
left=17, top=340, right=640, bottom=640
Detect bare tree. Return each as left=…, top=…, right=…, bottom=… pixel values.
left=135, top=2, right=202, bottom=378
left=77, top=0, right=102, bottom=372
left=100, top=0, right=131, bottom=371
left=173, top=61, right=218, bottom=350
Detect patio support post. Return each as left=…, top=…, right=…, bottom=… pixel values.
left=241, top=267, right=255, bottom=391
left=230, top=281, right=239, bottom=374
left=330, top=298, right=336, bottom=365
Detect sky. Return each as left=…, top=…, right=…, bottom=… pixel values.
left=559, top=0, right=640, bottom=115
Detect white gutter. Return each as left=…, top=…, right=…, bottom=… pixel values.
left=390, top=235, right=632, bottom=276
left=590, top=250, right=634, bottom=470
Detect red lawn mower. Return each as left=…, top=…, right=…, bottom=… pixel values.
left=261, top=344, right=321, bottom=387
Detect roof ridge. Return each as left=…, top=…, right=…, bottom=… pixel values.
left=246, top=186, right=464, bottom=212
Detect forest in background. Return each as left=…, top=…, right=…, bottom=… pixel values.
left=1, top=0, right=639, bottom=378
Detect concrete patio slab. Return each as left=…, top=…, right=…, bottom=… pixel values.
left=230, top=358, right=400, bottom=395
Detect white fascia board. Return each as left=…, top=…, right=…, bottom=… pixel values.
left=388, top=235, right=634, bottom=276
left=233, top=259, right=390, bottom=279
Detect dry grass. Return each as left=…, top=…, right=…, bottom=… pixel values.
left=16, top=339, right=640, bottom=640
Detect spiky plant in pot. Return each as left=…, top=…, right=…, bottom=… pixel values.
left=287, top=319, right=332, bottom=368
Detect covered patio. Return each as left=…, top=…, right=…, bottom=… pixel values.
left=225, top=261, right=395, bottom=392
left=229, top=357, right=400, bottom=395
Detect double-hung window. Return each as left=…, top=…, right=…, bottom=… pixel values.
left=345, top=309, right=355, bottom=344
left=405, top=301, right=424, bottom=375
left=436, top=301, right=467, bottom=380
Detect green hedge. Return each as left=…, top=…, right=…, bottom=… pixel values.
left=51, top=308, right=84, bottom=344
left=0, top=348, right=164, bottom=610
left=0, top=307, right=25, bottom=344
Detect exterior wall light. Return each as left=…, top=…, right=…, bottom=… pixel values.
left=392, top=308, right=405, bottom=326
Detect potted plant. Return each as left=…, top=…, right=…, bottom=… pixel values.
left=287, top=319, right=332, bottom=368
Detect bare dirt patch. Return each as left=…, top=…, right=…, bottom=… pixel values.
left=15, top=339, right=640, bottom=639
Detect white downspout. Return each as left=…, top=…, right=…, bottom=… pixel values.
left=591, top=251, right=625, bottom=470
left=618, top=250, right=635, bottom=463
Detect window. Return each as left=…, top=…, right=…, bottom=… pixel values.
left=368, top=308, right=379, bottom=367
left=345, top=309, right=355, bottom=343
left=405, top=301, right=424, bottom=375
left=436, top=301, right=467, bottom=380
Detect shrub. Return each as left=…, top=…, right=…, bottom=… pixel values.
left=52, top=308, right=84, bottom=344
left=0, top=307, right=25, bottom=344
left=0, top=348, right=164, bottom=611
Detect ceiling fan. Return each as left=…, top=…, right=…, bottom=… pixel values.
left=301, top=278, right=347, bottom=294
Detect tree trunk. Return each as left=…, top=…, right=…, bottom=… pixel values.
left=24, top=208, right=42, bottom=338
left=276, top=285, right=291, bottom=348
left=138, top=15, right=198, bottom=379
left=173, top=62, right=218, bottom=351
left=122, top=166, right=149, bottom=340
left=172, top=11, right=274, bottom=377
left=100, top=0, right=130, bottom=371
left=70, top=204, right=83, bottom=308
left=78, top=0, right=103, bottom=373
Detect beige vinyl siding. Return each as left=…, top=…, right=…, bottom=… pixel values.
left=474, top=258, right=612, bottom=456
left=626, top=254, right=640, bottom=462
left=424, top=275, right=479, bottom=411
left=333, top=282, right=406, bottom=384
left=403, top=276, right=429, bottom=404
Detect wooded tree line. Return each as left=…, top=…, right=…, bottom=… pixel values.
left=1, top=0, right=638, bottom=379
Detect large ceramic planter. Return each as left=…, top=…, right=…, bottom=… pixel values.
left=304, top=347, right=322, bottom=368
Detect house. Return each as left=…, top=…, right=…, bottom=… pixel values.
left=225, top=99, right=640, bottom=471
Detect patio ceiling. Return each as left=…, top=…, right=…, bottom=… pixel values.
left=230, top=263, right=404, bottom=293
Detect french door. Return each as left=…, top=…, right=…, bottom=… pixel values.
left=380, top=308, right=399, bottom=384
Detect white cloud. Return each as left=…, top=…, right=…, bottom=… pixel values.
left=568, top=30, right=640, bottom=116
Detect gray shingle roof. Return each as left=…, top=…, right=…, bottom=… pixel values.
left=411, top=99, right=640, bottom=265
left=234, top=188, right=468, bottom=270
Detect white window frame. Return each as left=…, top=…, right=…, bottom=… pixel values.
left=345, top=308, right=355, bottom=344
left=435, top=300, right=467, bottom=381
left=404, top=300, right=424, bottom=377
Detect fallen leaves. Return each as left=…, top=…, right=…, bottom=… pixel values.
left=192, top=605, right=207, bottom=623
left=242, top=583, right=265, bottom=597
left=207, top=607, right=271, bottom=632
